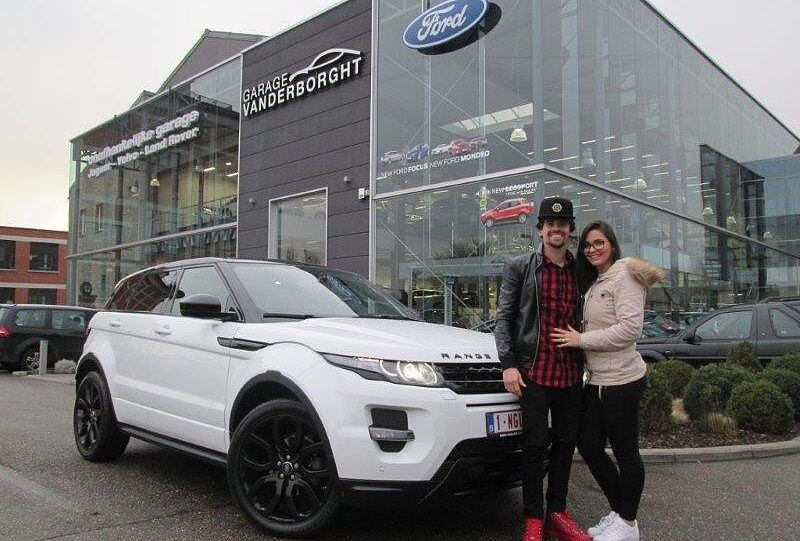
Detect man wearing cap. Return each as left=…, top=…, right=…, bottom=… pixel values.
left=494, top=197, right=589, bottom=541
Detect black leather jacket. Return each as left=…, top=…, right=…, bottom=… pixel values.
left=494, top=250, right=584, bottom=371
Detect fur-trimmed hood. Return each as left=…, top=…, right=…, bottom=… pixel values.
left=600, top=257, right=664, bottom=289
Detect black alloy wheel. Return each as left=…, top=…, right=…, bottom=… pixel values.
left=228, top=399, right=340, bottom=538
left=73, top=371, right=129, bottom=461
left=20, top=345, right=52, bottom=372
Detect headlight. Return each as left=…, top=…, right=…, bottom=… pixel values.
left=322, top=354, right=441, bottom=387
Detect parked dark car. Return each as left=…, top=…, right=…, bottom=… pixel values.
left=637, top=299, right=800, bottom=366
left=0, top=304, right=97, bottom=371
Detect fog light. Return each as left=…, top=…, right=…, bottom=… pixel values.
left=368, top=426, right=415, bottom=442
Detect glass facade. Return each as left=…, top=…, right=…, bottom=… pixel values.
left=68, top=58, right=241, bottom=307
left=374, top=0, right=800, bottom=329
left=268, top=190, right=328, bottom=265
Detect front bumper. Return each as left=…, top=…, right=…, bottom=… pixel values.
left=303, top=361, right=525, bottom=484
left=339, top=435, right=524, bottom=506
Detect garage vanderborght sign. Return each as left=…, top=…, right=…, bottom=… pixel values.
left=403, top=0, right=488, bottom=50
left=242, top=48, right=363, bottom=118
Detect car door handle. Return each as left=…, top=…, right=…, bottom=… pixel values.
left=109, top=320, right=122, bottom=328
left=154, top=326, right=172, bottom=336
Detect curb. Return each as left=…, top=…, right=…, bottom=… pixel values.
left=24, top=374, right=76, bottom=386
left=19, top=373, right=800, bottom=462
left=573, top=436, right=800, bottom=464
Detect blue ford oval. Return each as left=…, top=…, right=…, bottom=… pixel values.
left=403, top=0, right=488, bottom=50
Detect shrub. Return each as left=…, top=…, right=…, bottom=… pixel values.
left=768, top=354, right=800, bottom=376
left=639, top=371, right=673, bottom=433
left=726, top=380, right=794, bottom=434
left=683, top=364, right=757, bottom=423
left=704, top=412, right=737, bottom=435
left=725, top=341, right=762, bottom=373
left=760, top=367, right=800, bottom=417
left=650, top=359, right=694, bottom=398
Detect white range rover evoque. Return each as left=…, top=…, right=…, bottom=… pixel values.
left=73, top=258, right=524, bottom=537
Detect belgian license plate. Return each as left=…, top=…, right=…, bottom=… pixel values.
left=486, top=409, right=523, bottom=437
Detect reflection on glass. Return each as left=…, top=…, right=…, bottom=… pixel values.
left=376, top=170, right=800, bottom=330
left=269, top=191, right=327, bottom=265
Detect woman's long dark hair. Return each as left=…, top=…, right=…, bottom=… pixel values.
left=576, top=220, right=623, bottom=294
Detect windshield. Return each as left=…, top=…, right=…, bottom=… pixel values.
left=231, top=263, right=420, bottom=320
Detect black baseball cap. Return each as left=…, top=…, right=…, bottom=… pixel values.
left=538, top=196, right=575, bottom=221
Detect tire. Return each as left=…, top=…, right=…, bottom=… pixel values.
left=517, top=213, right=528, bottom=223
left=19, top=345, right=55, bottom=372
left=227, top=399, right=340, bottom=538
left=485, top=219, right=494, bottom=228
left=73, top=371, right=129, bottom=461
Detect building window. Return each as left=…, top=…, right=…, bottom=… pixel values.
left=29, top=243, right=59, bottom=271
left=79, top=209, right=87, bottom=236
left=28, top=288, right=58, bottom=305
left=0, top=287, right=13, bottom=303
left=269, top=190, right=327, bottom=265
left=95, top=203, right=104, bottom=233
left=0, top=240, right=15, bottom=269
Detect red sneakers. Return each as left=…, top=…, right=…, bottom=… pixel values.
left=543, top=511, right=591, bottom=541
left=521, top=518, right=544, bottom=541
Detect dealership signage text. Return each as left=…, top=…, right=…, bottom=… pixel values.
left=242, top=48, right=363, bottom=118
left=85, top=110, right=201, bottom=179
left=403, top=0, right=488, bottom=49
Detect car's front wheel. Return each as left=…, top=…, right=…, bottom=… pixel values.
left=73, top=371, right=129, bottom=461
left=485, top=218, right=494, bottom=228
left=227, top=399, right=340, bottom=538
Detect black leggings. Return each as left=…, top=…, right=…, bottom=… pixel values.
left=577, top=376, right=646, bottom=521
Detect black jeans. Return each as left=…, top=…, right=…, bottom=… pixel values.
left=577, top=376, right=647, bottom=521
left=519, top=380, right=582, bottom=519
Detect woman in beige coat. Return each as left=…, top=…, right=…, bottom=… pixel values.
left=551, top=221, right=663, bottom=541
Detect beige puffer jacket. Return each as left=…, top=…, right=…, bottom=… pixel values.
left=579, top=257, right=664, bottom=386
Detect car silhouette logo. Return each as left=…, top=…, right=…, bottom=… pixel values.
left=289, top=48, right=361, bottom=82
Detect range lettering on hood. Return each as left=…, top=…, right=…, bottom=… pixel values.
left=242, top=48, right=363, bottom=118
left=440, top=352, right=493, bottom=360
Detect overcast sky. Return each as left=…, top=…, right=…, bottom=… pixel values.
left=0, top=0, right=797, bottom=231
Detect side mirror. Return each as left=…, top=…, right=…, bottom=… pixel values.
left=179, top=294, right=227, bottom=320
left=684, top=330, right=701, bottom=344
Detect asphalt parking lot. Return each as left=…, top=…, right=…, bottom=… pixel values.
left=1, top=373, right=799, bottom=541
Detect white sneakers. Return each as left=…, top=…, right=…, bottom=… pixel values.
left=592, top=514, right=639, bottom=541
left=587, top=511, right=618, bottom=537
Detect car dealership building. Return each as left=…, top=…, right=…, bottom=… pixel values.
left=68, top=0, right=800, bottom=329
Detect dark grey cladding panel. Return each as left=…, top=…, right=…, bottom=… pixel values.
left=237, top=206, right=268, bottom=232
left=328, top=209, right=369, bottom=237
left=240, top=96, right=370, bottom=157
left=237, top=226, right=268, bottom=253
left=241, top=77, right=371, bottom=150
left=243, top=18, right=371, bottom=87
left=242, top=1, right=370, bottom=85
left=243, top=142, right=370, bottom=192
left=237, top=0, right=371, bottom=274
left=243, top=120, right=370, bottom=171
left=328, top=233, right=369, bottom=259
left=327, top=255, right=368, bottom=276
left=240, top=165, right=369, bottom=200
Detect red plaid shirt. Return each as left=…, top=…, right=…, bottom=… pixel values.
left=528, top=252, right=582, bottom=388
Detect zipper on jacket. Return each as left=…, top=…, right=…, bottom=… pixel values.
left=530, top=253, right=543, bottom=371
left=598, top=384, right=604, bottom=401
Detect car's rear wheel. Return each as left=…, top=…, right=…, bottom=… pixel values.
left=73, top=371, right=129, bottom=461
left=227, top=399, right=340, bottom=538
left=518, top=213, right=528, bottom=223
left=19, top=345, right=55, bottom=372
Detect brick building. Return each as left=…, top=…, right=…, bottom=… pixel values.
left=0, top=226, right=67, bottom=305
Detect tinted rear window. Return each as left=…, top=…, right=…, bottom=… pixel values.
left=0, top=307, right=8, bottom=322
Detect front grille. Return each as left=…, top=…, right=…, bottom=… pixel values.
left=435, top=362, right=505, bottom=394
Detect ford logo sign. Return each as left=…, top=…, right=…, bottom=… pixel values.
left=403, top=0, right=488, bottom=50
